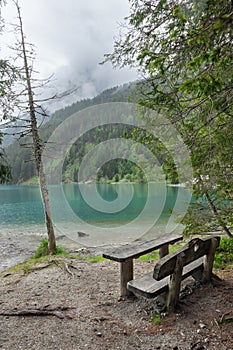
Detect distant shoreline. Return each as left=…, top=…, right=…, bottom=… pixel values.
left=5, top=181, right=187, bottom=187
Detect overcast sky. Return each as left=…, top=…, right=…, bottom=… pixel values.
left=2, top=0, right=137, bottom=110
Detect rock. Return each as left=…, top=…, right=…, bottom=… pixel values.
left=95, top=331, right=102, bottom=337
left=77, top=231, right=89, bottom=237
left=199, top=323, right=207, bottom=329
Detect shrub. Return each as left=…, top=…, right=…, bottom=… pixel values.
left=33, top=239, right=68, bottom=258
left=214, top=237, right=233, bottom=268
left=33, top=239, right=49, bottom=258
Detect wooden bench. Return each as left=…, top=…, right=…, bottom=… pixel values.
left=127, top=236, right=220, bottom=310
left=102, top=233, right=183, bottom=297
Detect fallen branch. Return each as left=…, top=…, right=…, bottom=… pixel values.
left=64, top=262, right=74, bottom=277
left=219, top=311, right=233, bottom=325
left=0, top=306, right=74, bottom=320
left=28, top=262, right=55, bottom=271
left=68, top=263, right=80, bottom=270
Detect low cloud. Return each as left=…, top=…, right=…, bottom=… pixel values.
left=2, top=0, right=137, bottom=111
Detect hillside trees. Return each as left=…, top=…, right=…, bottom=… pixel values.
left=0, top=0, right=14, bottom=183
left=6, top=84, right=137, bottom=184
left=106, top=0, right=233, bottom=237
left=0, top=135, right=11, bottom=183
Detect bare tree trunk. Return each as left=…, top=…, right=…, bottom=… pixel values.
left=16, top=2, right=56, bottom=253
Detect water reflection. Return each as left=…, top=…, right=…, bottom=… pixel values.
left=0, top=183, right=191, bottom=240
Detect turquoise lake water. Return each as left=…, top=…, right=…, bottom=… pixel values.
left=0, top=183, right=191, bottom=245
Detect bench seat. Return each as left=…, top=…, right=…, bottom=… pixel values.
left=102, top=233, right=183, bottom=297
left=127, top=236, right=220, bottom=310
left=127, top=257, right=204, bottom=299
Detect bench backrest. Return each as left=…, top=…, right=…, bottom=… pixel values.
left=153, top=236, right=220, bottom=281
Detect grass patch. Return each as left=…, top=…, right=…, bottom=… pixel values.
left=33, top=239, right=50, bottom=258
left=33, top=239, right=105, bottom=262
left=86, top=256, right=106, bottom=263
left=2, top=255, right=52, bottom=275
left=33, top=239, right=70, bottom=259
left=139, top=251, right=159, bottom=261
left=1, top=240, right=106, bottom=277
left=151, top=313, right=163, bottom=325
left=139, top=244, right=182, bottom=262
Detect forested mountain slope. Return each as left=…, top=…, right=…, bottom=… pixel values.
left=6, top=83, right=148, bottom=184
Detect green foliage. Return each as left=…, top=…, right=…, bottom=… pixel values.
left=0, top=162, right=11, bottom=183
left=107, top=0, right=233, bottom=236
left=23, top=265, right=31, bottom=275
left=139, top=251, right=159, bottom=261
left=218, top=237, right=233, bottom=253
left=33, top=239, right=69, bottom=258
left=151, top=313, right=163, bottom=325
left=54, top=246, right=69, bottom=256
left=86, top=256, right=106, bottom=263
left=0, top=134, right=12, bottom=183
left=33, top=239, right=49, bottom=258
left=139, top=244, right=182, bottom=261
left=214, top=237, right=233, bottom=268
left=21, top=176, right=38, bottom=185
left=6, top=83, right=179, bottom=185
left=5, top=84, right=139, bottom=184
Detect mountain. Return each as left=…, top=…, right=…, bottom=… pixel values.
left=5, top=82, right=149, bottom=184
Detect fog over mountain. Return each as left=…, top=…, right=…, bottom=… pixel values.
left=2, top=0, right=137, bottom=111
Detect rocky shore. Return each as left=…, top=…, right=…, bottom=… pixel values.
left=0, top=232, right=118, bottom=272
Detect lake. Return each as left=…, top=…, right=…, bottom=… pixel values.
left=0, top=183, right=191, bottom=246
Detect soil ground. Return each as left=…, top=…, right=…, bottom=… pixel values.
left=0, top=234, right=232, bottom=350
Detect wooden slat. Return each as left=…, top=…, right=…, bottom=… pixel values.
left=127, top=272, right=169, bottom=299
left=102, top=234, right=183, bottom=262
left=153, top=237, right=220, bottom=281
left=127, top=257, right=204, bottom=299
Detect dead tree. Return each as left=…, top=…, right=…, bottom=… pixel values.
left=13, top=0, right=56, bottom=253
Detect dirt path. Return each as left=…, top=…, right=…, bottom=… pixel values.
left=0, top=255, right=232, bottom=350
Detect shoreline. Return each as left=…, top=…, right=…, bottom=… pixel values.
left=0, top=231, right=126, bottom=273
left=3, top=180, right=187, bottom=186
left=0, top=232, right=44, bottom=273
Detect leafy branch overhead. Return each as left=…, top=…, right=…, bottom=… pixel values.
left=106, top=0, right=233, bottom=236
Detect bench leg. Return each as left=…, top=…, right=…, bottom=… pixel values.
left=159, top=244, right=169, bottom=258
left=120, top=258, right=133, bottom=297
left=202, top=237, right=219, bottom=283
left=166, top=253, right=184, bottom=311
